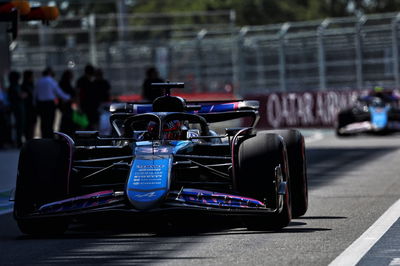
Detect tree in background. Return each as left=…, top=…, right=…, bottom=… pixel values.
left=129, top=0, right=400, bottom=25
left=55, top=0, right=400, bottom=26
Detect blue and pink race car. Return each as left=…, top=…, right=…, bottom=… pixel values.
left=336, top=88, right=400, bottom=136
left=13, top=82, right=308, bottom=235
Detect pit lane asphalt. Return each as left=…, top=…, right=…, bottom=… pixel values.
left=1, top=131, right=400, bottom=266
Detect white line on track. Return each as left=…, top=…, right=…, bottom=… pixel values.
left=329, top=198, right=400, bottom=266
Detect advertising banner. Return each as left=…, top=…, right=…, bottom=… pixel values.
left=246, top=90, right=362, bottom=128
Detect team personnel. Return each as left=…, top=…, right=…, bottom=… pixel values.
left=34, top=67, right=71, bottom=138
left=142, top=67, right=164, bottom=102
left=76, top=64, right=95, bottom=129
left=58, top=69, right=76, bottom=136
left=8, top=71, right=25, bottom=147
left=21, top=70, right=36, bottom=141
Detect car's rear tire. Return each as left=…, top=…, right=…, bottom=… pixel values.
left=14, top=139, right=73, bottom=235
left=237, top=132, right=291, bottom=230
left=270, top=129, right=308, bottom=218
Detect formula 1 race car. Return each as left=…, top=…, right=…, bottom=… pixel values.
left=336, top=94, right=400, bottom=136
left=13, top=83, right=308, bottom=235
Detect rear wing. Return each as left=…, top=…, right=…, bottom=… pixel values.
left=110, top=100, right=259, bottom=114
left=110, top=100, right=260, bottom=127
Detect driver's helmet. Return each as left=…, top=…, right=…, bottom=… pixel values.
left=370, top=97, right=385, bottom=107
left=374, top=86, right=384, bottom=93
left=370, top=86, right=385, bottom=98
left=163, top=120, right=187, bottom=140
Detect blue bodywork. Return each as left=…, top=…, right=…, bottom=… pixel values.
left=126, top=141, right=192, bottom=210
left=29, top=99, right=277, bottom=217
left=369, top=106, right=390, bottom=129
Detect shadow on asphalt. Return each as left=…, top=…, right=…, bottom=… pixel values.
left=299, top=216, right=347, bottom=220
left=2, top=216, right=329, bottom=266
left=12, top=214, right=324, bottom=239
left=306, top=147, right=397, bottom=188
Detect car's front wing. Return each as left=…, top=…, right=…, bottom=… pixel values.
left=15, top=188, right=283, bottom=219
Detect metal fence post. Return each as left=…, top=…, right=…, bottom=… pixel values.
left=116, top=0, right=128, bottom=93
left=392, top=13, right=400, bottom=89
left=38, top=23, right=49, bottom=67
left=196, top=29, right=207, bottom=91
left=317, top=19, right=330, bottom=91
left=233, top=27, right=246, bottom=96
left=278, top=23, right=290, bottom=92
left=255, top=40, right=264, bottom=92
left=355, top=16, right=366, bottom=89
left=88, top=14, right=97, bottom=66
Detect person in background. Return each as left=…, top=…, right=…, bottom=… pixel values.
left=93, top=68, right=112, bottom=135
left=21, top=70, right=36, bottom=141
left=141, top=67, right=164, bottom=102
left=8, top=71, right=25, bottom=147
left=76, top=64, right=95, bottom=128
left=59, top=69, right=76, bottom=136
left=34, top=67, right=71, bottom=138
left=93, top=68, right=111, bottom=105
left=0, top=84, right=12, bottom=148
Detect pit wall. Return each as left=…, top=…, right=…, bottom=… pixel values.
left=245, top=90, right=363, bottom=129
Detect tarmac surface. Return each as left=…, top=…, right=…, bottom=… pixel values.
left=1, top=131, right=400, bottom=265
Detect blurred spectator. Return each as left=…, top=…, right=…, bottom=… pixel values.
left=0, top=84, right=12, bottom=148
left=142, top=67, right=164, bottom=102
left=58, top=70, right=76, bottom=136
left=34, top=67, right=71, bottom=138
left=93, top=68, right=111, bottom=105
left=93, top=68, right=112, bottom=136
left=8, top=71, right=25, bottom=147
left=21, top=70, right=36, bottom=141
left=76, top=64, right=97, bottom=129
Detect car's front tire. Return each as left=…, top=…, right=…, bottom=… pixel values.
left=336, top=110, right=354, bottom=137
left=236, top=132, right=291, bottom=230
left=14, top=139, right=73, bottom=235
left=17, top=218, right=70, bottom=236
left=270, top=129, right=308, bottom=218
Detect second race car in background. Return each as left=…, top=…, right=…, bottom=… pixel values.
left=336, top=88, right=400, bottom=136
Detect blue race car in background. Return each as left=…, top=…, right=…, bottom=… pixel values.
left=13, top=82, right=308, bottom=235
left=336, top=89, right=400, bottom=136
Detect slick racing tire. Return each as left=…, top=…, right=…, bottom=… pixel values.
left=336, top=111, right=354, bottom=137
left=14, top=139, right=73, bottom=235
left=237, top=132, right=291, bottom=230
left=270, top=129, right=308, bottom=218
left=16, top=218, right=69, bottom=236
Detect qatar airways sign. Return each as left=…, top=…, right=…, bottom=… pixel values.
left=247, top=90, right=361, bottom=128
